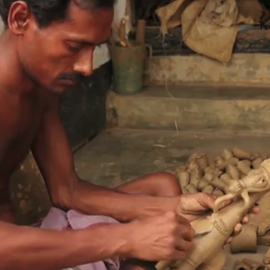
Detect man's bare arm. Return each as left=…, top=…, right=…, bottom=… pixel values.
left=0, top=220, right=130, bottom=270
left=31, top=95, right=178, bottom=221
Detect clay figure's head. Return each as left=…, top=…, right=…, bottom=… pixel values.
left=0, top=0, right=114, bottom=93
left=243, top=159, right=270, bottom=192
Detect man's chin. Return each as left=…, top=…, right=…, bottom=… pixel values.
left=41, top=84, right=71, bottom=94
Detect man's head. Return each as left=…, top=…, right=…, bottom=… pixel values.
left=0, top=0, right=114, bottom=93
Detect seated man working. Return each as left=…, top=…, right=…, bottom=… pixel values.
left=0, top=0, right=258, bottom=269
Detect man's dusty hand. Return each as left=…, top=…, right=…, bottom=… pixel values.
left=125, top=211, right=195, bottom=261
left=176, top=193, right=259, bottom=243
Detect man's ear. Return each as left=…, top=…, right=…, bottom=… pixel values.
left=7, top=1, right=32, bottom=35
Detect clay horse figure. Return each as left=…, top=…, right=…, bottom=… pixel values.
left=156, top=159, right=270, bottom=270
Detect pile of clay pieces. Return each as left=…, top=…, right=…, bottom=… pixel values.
left=174, top=147, right=270, bottom=270
left=175, top=147, right=268, bottom=196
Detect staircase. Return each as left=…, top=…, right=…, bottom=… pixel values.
left=107, top=53, right=270, bottom=134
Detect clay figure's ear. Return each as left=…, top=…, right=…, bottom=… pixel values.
left=7, top=1, right=33, bottom=35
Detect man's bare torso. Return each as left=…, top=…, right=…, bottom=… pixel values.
left=0, top=88, right=48, bottom=222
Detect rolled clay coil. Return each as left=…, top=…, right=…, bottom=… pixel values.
left=197, top=179, right=209, bottom=191
left=220, top=173, right=231, bottom=185
left=186, top=184, right=197, bottom=194
left=233, top=260, right=251, bottom=270
left=197, top=156, right=208, bottom=170
left=237, top=161, right=251, bottom=175
left=182, top=187, right=189, bottom=194
left=209, top=177, right=227, bottom=192
left=177, top=171, right=190, bottom=190
left=204, top=172, right=214, bottom=182
left=232, top=147, right=250, bottom=160
left=222, top=149, right=233, bottom=160
left=242, top=159, right=252, bottom=168
left=230, top=224, right=258, bottom=254
left=227, top=164, right=240, bottom=179
left=264, top=246, right=270, bottom=265
left=212, top=189, right=224, bottom=197
left=202, top=185, right=214, bottom=194
left=250, top=153, right=261, bottom=161
left=242, top=258, right=265, bottom=270
left=189, top=174, right=200, bottom=189
left=252, top=158, right=263, bottom=170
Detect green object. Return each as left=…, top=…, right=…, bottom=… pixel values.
left=109, top=42, right=146, bottom=95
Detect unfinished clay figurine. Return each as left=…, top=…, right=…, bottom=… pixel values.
left=156, top=159, right=270, bottom=270
left=213, top=164, right=270, bottom=213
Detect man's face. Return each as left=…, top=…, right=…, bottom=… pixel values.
left=10, top=1, right=113, bottom=93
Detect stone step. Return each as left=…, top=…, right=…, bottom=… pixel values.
left=107, top=85, right=270, bottom=133
left=147, top=54, right=270, bottom=85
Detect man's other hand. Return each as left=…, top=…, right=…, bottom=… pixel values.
left=127, top=211, right=195, bottom=261
left=176, top=193, right=260, bottom=243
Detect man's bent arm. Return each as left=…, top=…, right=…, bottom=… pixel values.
left=0, top=220, right=130, bottom=270
left=31, top=95, right=176, bottom=222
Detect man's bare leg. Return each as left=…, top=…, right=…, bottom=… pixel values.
left=115, top=172, right=181, bottom=270
left=115, top=172, right=181, bottom=197
left=0, top=186, right=16, bottom=223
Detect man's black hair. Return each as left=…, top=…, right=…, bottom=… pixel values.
left=0, top=0, right=115, bottom=27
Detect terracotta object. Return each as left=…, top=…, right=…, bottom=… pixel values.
left=212, top=189, right=225, bottom=197
left=232, top=147, right=251, bottom=160
left=215, top=156, right=238, bottom=170
left=226, top=164, right=240, bottom=179
left=258, top=233, right=270, bottom=246
left=197, top=179, right=209, bottom=191
left=176, top=171, right=190, bottom=190
left=237, top=160, right=251, bottom=175
left=233, top=260, right=251, bottom=270
left=242, top=258, right=265, bottom=270
left=253, top=158, right=263, bottom=170
left=221, top=149, right=233, bottom=160
left=230, top=224, right=258, bottom=253
left=157, top=159, right=270, bottom=270
left=186, top=184, right=197, bottom=194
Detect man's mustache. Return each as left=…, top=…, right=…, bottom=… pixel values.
left=56, top=73, right=84, bottom=82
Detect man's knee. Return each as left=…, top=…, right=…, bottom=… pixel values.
left=153, top=172, right=181, bottom=196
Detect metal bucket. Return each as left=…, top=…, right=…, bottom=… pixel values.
left=109, top=42, right=151, bottom=95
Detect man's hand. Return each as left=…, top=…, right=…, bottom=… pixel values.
left=126, top=211, right=195, bottom=261
left=176, top=193, right=260, bottom=243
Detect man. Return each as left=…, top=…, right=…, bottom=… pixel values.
left=0, top=0, right=258, bottom=269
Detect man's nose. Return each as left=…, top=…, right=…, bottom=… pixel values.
left=73, top=49, right=94, bottom=77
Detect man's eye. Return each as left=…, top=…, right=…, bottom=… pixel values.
left=66, top=43, right=82, bottom=52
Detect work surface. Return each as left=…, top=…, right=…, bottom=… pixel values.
left=73, top=128, right=270, bottom=268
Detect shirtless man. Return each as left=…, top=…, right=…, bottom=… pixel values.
left=0, top=0, right=258, bottom=270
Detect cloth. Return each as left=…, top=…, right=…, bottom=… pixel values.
left=155, top=0, right=266, bottom=63
left=38, top=207, right=120, bottom=270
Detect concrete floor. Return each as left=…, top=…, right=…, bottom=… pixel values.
left=73, top=128, right=270, bottom=270
left=74, top=128, right=270, bottom=188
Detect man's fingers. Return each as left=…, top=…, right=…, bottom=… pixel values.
left=178, top=226, right=195, bottom=241
left=231, top=223, right=242, bottom=239
left=175, top=238, right=194, bottom=255
left=224, top=237, right=232, bottom=244
left=170, top=250, right=188, bottom=260
left=251, top=206, right=260, bottom=214
left=241, top=215, right=249, bottom=224
left=175, top=213, right=191, bottom=227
